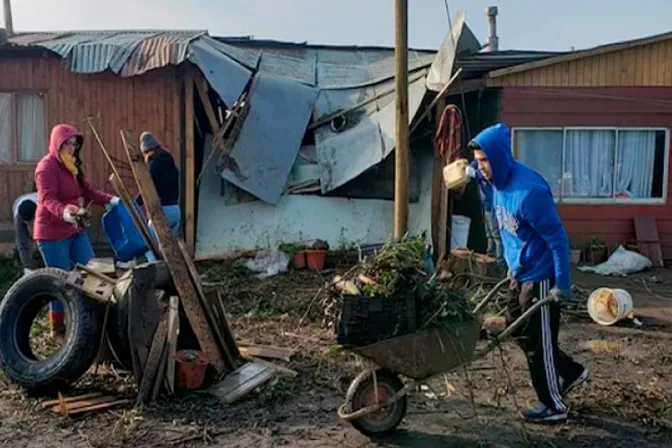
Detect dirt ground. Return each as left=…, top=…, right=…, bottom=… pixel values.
left=0, top=261, right=672, bottom=447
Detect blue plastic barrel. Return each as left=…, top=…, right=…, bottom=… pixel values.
left=102, top=202, right=148, bottom=262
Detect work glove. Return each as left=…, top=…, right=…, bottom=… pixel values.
left=63, top=207, right=79, bottom=225
left=482, top=316, right=506, bottom=337
left=550, top=287, right=571, bottom=303
left=106, top=196, right=120, bottom=211
left=465, top=165, right=478, bottom=179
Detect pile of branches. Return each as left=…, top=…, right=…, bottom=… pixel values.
left=324, top=236, right=473, bottom=330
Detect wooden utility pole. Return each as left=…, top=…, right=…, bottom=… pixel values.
left=393, top=0, right=409, bottom=239
left=3, top=0, right=13, bottom=35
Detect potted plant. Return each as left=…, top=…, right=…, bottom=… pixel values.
left=583, top=236, right=607, bottom=265
left=569, top=244, right=582, bottom=265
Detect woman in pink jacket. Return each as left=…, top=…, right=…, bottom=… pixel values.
left=34, top=123, right=119, bottom=340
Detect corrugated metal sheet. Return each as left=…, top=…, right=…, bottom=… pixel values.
left=220, top=72, right=319, bottom=204
left=314, top=72, right=427, bottom=192
left=426, top=10, right=481, bottom=91
left=121, top=31, right=205, bottom=77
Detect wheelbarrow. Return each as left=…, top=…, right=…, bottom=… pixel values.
left=337, top=278, right=555, bottom=436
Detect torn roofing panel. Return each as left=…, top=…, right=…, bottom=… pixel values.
left=120, top=31, right=205, bottom=77
left=314, top=73, right=428, bottom=192
left=220, top=72, right=319, bottom=205
left=199, top=36, right=261, bottom=70
left=426, top=10, right=481, bottom=91
left=68, top=32, right=159, bottom=74
left=188, top=38, right=252, bottom=106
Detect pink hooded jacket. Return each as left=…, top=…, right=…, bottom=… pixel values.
left=34, top=124, right=113, bottom=241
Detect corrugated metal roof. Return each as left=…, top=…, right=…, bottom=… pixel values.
left=5, top=30, right=207, bottom=75
left=457, top=50, right=565, bottom=79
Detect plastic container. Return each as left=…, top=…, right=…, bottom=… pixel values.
left=175, top=350, right=208, bottom=390
left=450, top=215, right=471, bottom=250
left=305, top=250, right=326, bottom=271
left=587, top=287, right=633, bottom=326
left=293, top=251, right=307, bottom=269
left=102, top=202, right=148, bottom=262
left=443, top=159, right=470, bottom=190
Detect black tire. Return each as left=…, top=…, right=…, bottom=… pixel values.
left=343, top=369, right=407, bottom=437
left=0, top=268, right=104, bottom=390
left=106, top=287, right=132, bottom=370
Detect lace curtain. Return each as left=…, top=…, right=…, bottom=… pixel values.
left=516, top=128, right=658, bottom=199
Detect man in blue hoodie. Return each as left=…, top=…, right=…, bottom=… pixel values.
left=470, top=123, right=588, bottom=424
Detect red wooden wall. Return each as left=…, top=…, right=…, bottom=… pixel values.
left=500, top=87, right=672, bottom=257
left=0, top=51, right=182, bottom=229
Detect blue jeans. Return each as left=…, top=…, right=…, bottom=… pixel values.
left=483, top=207, right=504, bottom=263
left=38, top=232, right=95, bottom=321
left=146, top=205, right=181, bottom=261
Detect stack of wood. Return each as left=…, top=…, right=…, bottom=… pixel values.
left=84, top=117, right=292, bottom=406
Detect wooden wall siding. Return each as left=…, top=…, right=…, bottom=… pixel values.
left=500, top=87, right=672, bottom=257
left=491, top=40, right=672, bottom=88
left=0, top=54, right=182, bottom=224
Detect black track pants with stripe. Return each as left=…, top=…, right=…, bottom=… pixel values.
left=506, top=278, right=584, bottom=412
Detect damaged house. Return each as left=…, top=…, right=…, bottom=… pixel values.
left=0, top=10, right=559, bottom=260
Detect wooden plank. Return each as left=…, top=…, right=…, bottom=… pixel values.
left=634, top=216, right=664, bottom=267
left=50, top=396, right=117, bottom=413
left=194, top=74, right=220, bottom=133
left=209, top=362, right=277, bottom=404
left=240, top=355, right=298, bottom=379
left=179, top=240, right=238, bottom=370
left=42, top=392, right=103, bottom=408
left=120, top=131, right=226, bottom=374
left=86, top=258, right=116, bottom=276
left=151, top=342, right=169, bottom=401
left=165, top=295, right=179, bottom=394
left=185, top=69, right=196, bottom=255
left=238, top=344, right=293, bottom=362
left=137, top=311, right=169, bottom=404
left=67, top=399, right=132, bottom=416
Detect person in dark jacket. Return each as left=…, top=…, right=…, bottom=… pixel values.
left=470, top=123, right=588, bottom=424
left=12, top=191, right=38, bottom=274
left=465, top=147, right=504, bottom=265
left=136, top=132, right=181, bottom=261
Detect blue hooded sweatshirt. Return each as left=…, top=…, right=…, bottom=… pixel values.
left=471, top=123, right=571, bottom=290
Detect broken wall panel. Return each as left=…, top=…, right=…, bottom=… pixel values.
left=188, top=38, right=252, bottom=106
left=195, top=142, right=434, bottom=258
left=314, top=74, right=427, bottom=192
left=220, top=72, right=319, bottom=205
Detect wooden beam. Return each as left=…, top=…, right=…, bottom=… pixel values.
left=165, top=295, right=179, bottom=394
left=194, top=74, right=220, bottom=133
left=137, top=311, right=168, bottom=404
left=120, top=130, right=226, bottom=374
left=185, top=69, right=196, bottom=256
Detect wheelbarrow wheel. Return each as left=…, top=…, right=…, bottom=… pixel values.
left=343, top=368, right=407, bottom=437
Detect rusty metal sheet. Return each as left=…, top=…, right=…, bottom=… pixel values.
left=121, top=31, right=205, bottom=77
left=220, top=73, right=318, bottom=204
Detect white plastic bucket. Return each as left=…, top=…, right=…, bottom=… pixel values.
left=450, top=215, right=471, bottom=250
left=587, top=287, right=633, bottom=326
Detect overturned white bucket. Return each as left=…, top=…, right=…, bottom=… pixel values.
left=587, top=287, right=633, bottom=326
left=450, top=215, right=471, bottom=250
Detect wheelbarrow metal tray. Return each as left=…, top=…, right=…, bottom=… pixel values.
left=351, top=319, right=481, bottom=380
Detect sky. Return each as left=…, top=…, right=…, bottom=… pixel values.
left=2, top=0, right=671, bottom=52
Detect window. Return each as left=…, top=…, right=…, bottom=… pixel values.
left=0, top=92, right=46, bottom=164
left=512, top=127, right=669, bottom=204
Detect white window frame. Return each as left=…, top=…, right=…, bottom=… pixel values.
left=0, top=90, right=48, bottom=167
left=511, top=126, right=670, bottom=206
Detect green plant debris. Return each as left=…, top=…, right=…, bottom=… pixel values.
left=327, top=235, right=473, bottom=331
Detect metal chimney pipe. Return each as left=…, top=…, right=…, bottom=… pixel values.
left=3, top=0, right=13, bottom=36
left=485, top=6, right=499, bottom=52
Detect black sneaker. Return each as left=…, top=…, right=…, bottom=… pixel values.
left=520, top=404, right=568, bottom=423
left=561, top=368, right=589, bottom=397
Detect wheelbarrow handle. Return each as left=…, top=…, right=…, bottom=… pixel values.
left=496, top=296, right=556, bottom=341
left=472, top=277, right=510, bottom=315
left=473, top=296, right=556, bottom=358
